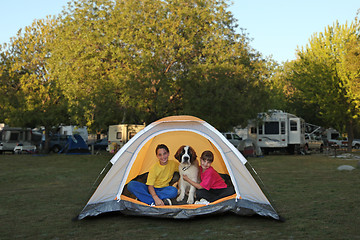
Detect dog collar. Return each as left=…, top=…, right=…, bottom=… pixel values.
left=182, top=166, right=190, bottom=171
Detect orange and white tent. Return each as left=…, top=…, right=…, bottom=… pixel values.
left=78, top=115, right=280, bottom=220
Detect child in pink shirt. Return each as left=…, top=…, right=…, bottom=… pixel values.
left=183, top=150, right=235, bottom=203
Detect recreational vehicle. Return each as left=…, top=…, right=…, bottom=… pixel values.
left=252, top=110, right=306, bottom=154
left=107, top=124, right=145, bottom=153
left=323, top=128, right=360, bottom=148
left=0, top=127, right=40, bottom=154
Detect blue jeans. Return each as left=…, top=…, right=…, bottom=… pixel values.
left=127, top=180, right=178, bottom=205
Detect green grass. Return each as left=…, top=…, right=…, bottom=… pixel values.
left=0, top=152, right=359, bottom=240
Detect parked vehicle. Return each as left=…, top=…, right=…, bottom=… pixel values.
left=328, top=137, right=360, bottom=149
left=88, top=138, right=108, bottom=151
left=323, top=128, right=342, bottom=147
left=46, top=134, right=69, bottom=153
left=222, top=132, right=242, bottom=148
left=251, top=110, right=306, bottom=154
left=304, top=133, right=324, bottom=152
left=352, top=139, right=360, bottom=149
left=0, top=127, right=39, bottom=154
left=13, top=143, right=37, bottom=154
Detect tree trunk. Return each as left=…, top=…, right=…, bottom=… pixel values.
left=43, top=128, right=51, bottom=153
left=346, top=119, right=354, bottom=152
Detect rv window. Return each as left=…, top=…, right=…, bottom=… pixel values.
left=225, top=133, right=231, bottom=139
left=10, top=132, right=19, bottom=141
left=331, top=133, right=339, bottom=140
left=290, top=120, right=298, bottom=131
left=116, top=132, right=122, bottom=139
left=26, top=131, right=32, bottom=141
left=250, top=127, right=257, bottom=134
left=264, top=122, right=279, bottom=134
left=281, top=121, right=285, bottom=134
left=60, top=135, right=68, bottom=141
left=233, top=134, right=241, bottom=140
left=129, top=132, right=136, bottom=139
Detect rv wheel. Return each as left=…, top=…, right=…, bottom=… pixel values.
left=287, top=145, right=295, bottom=155
left=261, top=148, right=269, bottom=155
left=52, top=145, right=61, bottom=153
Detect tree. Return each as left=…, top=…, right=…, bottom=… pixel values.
left=0, top=17, right=69, bottom=152
left=2, top=0, right=273, bottom=136
left=49, top=0, right=270, bottom=131
left=48, top=0, right=131, bottom=134
left=0, top=46, right=18, bottom=124
left=284, top=20, right=360, bottom=150
left=271, top=60, right=328, bottom=128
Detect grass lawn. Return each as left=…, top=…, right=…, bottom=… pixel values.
left=0, top=152, right=359, bottom=240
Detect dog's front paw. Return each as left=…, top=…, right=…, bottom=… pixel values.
left=187, top=198, right=194, bottom=204
left=177, top=194, right=184, bottom=202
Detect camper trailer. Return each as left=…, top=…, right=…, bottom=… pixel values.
left=253, top=110, right=306, bottom=154
left=0, top=127, right=40, bottom=154
left=107, top=124, right=145, bottom=153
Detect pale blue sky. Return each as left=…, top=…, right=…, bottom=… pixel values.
left=0, top=0, right=358, bottom=62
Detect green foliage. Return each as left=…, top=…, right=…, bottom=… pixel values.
left=275, top=20, right=360, bottom=142
left=0, top=48, right=17, bottom=123
left=49, top=0, right=271, bottom=130
left=259, top=59, right=288, bottom=111
left=0, top=18, right=69, bottom=129
left=1, top=0, right=273, bottom=133
left=48, top=0, right=127, bottom=132
left=183, top=63, right=269, bottom=131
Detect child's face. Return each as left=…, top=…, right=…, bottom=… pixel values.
left=200, top=158, right=212, bottom=171
left=157, top=148, right=169, bottom=165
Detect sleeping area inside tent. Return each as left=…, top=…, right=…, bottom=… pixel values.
left=77, top=116, right=280, bottom=220
left=121, top=130, right=235, bottom=205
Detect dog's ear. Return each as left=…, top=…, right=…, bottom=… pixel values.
left=174, top=146, right=185, bottom=161
left=189, top=146, right=197, bottom=162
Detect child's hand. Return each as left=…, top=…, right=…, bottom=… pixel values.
left=183, top=174, right=189, bottom=182
left=154, top=196, right=164, bottom=206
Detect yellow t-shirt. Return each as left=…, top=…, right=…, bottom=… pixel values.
left=146, top=160, right=179, bottom=188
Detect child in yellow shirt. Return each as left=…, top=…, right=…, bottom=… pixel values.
left=127, top=144, right=179, bottom=206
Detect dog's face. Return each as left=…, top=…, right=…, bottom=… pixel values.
left=174, top=145, right=197, bottom=165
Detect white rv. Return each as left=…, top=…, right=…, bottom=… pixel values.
left=251, top=110, right=306, bottom=154
left=0, top=127, right=40, bottom=154
left=107, top=124, right=145, bottom=153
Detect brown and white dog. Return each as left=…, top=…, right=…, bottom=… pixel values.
left=174, top=145, right=199, bottom=204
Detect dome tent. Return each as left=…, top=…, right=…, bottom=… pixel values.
left=59, top=134, right=90, bottom=155
left=77, top=115, right=280, bottom=220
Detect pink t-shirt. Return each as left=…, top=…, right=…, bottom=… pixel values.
left=199, top=166, right=227, bottom=190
